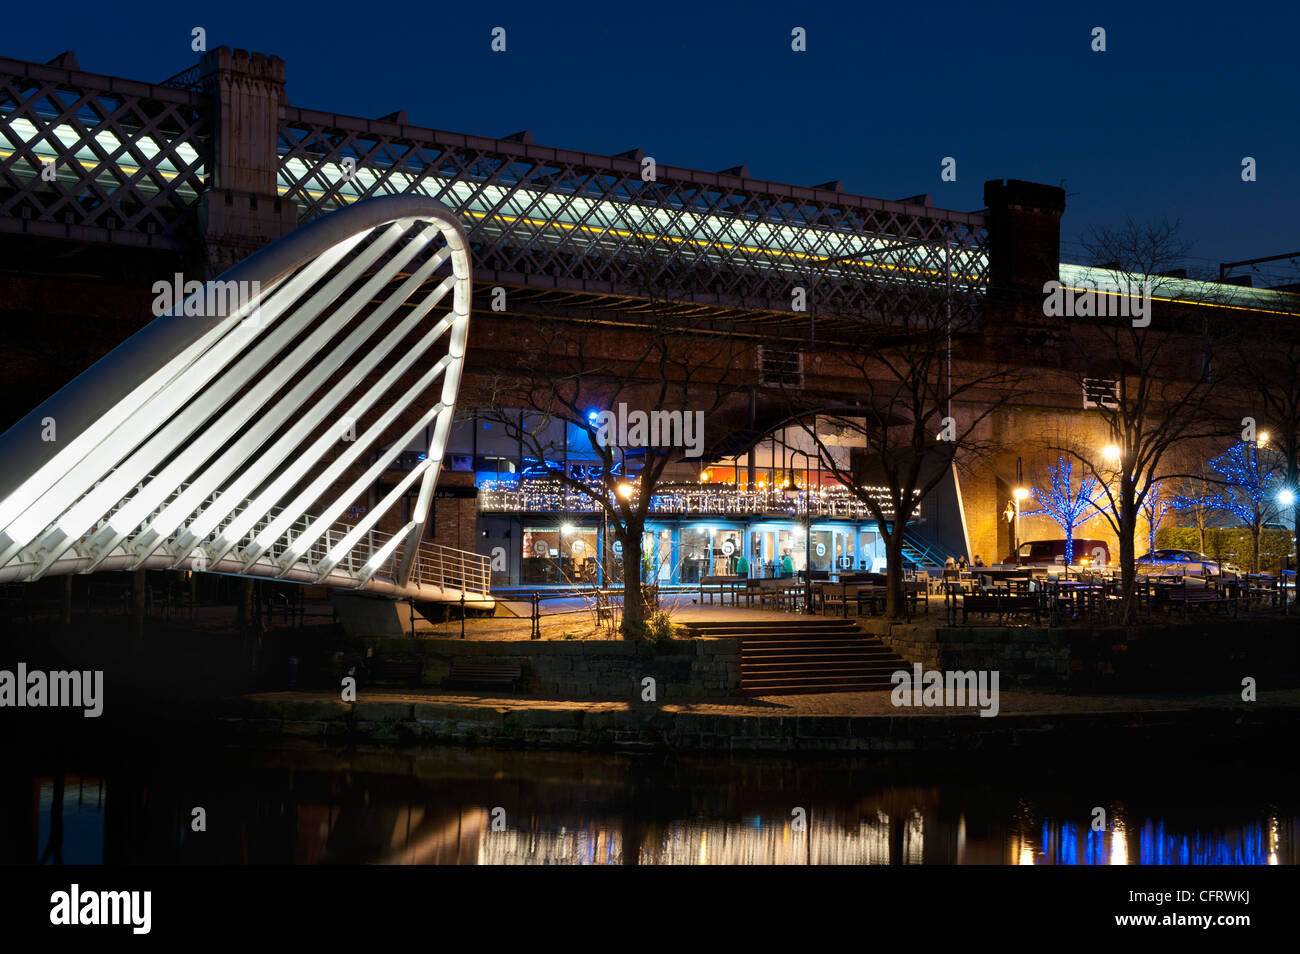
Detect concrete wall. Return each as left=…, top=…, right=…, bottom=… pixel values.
left=369, top=637, right=741, bottom=700
left=863, top=620, right=1070, bottom=689
left=863, top=617, right=1299, bottom=692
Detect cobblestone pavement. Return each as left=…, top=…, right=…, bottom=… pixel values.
left=249, top=687, right=1300, bottom=718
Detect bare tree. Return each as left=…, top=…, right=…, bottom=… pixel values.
left=779, top=238, right=1029, bottom=619
left=1169, top=454, right=1224, bottom=554
left=1207, top=440, right=1285, bottom=573
left=1057, top=219, right=1235, bottom=620
left=1228, top=297, right=1300, bottom=574
left=481, top=305, right=744, bottom=638
left=1137, top=479, right=1171, bottom=555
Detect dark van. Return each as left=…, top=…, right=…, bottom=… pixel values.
left=1004, top=539, right=1111, bottom=566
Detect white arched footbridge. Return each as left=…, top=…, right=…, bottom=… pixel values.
left=0, top=195, right=491, bottom=606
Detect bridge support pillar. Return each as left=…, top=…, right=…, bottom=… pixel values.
left=333, top=593, right=430, bottom=637
left=197, top=48, right=299, bottom=276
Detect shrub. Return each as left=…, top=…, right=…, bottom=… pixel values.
left=1156, top=526, right=1295, bottom=572
left=627, top=611, right=677, bottom=646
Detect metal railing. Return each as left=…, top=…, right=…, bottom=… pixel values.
left=68, top=470, right=491, bottom=598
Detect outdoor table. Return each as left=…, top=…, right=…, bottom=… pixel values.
left=853, top=584, right=891, bottom=617
left=1048, top=581, right=1104, bottom=620
left=777, top=584, right=805, bottom=612
left=1240, top=574, right=1281, bottom=608
left=941, top=581, right=966, bottom=624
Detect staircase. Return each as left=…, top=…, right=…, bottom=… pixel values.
left=900, top=530, right=952, bottom=569
left=681, top=619, right=914, bottom=695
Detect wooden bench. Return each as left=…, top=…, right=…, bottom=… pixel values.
left=374, top=658, right=423, bottom=687
left=851, top=583, right=924, bottom=617
left=820, top=583, right=849, bottom=616
left=756, top=578, right=796, bottom=611
left=961, top=593, right=1041, bottom=624
left=444, top=662, right=523, bottom=692
left=1153, top=584, right=1235, bottom=619
left=698, top=575, right=746, bottom=606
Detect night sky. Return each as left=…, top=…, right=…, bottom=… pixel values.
left=4, top=0, right=1298, bottom=280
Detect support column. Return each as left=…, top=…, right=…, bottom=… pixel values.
left=196, top=47, right=299, bottom=277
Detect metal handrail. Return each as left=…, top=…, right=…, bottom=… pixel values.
left=70, top=470, right=491, bottom=597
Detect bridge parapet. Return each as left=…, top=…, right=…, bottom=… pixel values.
left=1, top=47, right=987, bottom=316
left=0, top=53, right=210, bottom=248
left=277, top=104, right=988, bottom=316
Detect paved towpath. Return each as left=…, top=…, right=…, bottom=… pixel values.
left=238, top=687, right=1300, bottom=719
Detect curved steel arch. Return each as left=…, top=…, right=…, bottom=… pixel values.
left=0, top=194, right=487, bottom=600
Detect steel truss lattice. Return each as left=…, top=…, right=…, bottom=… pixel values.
left=277, top=110, right=988, bottom=321
left=0, top=56, right=210, bottom=246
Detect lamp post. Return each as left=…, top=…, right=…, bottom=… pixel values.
left=1012, top=457, right=1029, bottom=559
left=614, top=478, right=635, bottom=587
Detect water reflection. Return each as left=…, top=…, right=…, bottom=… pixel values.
left=5, top=746, right=1296, bottom=866
left=1014, top=814, right=1280, bottom=866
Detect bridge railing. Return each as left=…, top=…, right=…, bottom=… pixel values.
left=71, top=471, right=490, bottom=597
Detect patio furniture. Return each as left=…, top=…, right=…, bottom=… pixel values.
left=698, top=574, right=746, bottom=606
left=445, top=661, right=523, bottom=692
left=1152, top=581, right=1235, bottom=619
left=961, top=591, right=1042, bottom=625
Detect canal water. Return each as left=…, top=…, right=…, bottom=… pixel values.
left=4, top=742, right=1295, bottom=865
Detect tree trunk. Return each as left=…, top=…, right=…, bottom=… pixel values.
left=884, top=528, right=907, bottom=620
left=620, top=523, right=647, bottom=639
left=1118, top=487, right=1138, bottom=624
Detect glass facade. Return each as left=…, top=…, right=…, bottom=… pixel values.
left=505, top=517, right=887, bottom=587
left=408, top=408, right=916, bottom=588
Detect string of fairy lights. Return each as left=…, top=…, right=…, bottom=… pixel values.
left=478, top=479, right=920, bottom=519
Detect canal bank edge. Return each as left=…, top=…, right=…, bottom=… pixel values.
left=214, top=691, right=1300, bottom=753
left=331, top=616, right=1299, bottom=698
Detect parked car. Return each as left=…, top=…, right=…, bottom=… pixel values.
left=1003, top=539, right=1111, bottom=566
left=1136, top=548, right=1239, bottom=575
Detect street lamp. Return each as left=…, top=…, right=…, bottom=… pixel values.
left=1013, top=487, right=1029, bottom=556
left=1011, top=457, right=1028, bottom=558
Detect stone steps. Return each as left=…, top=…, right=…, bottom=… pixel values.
left=681, top=619, right=911, bottom=695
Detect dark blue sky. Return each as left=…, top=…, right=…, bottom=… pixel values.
left=6, top=0, right=1299, bottom=281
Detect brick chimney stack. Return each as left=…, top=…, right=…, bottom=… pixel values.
left=982, top=179, right=1066, bottom=317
